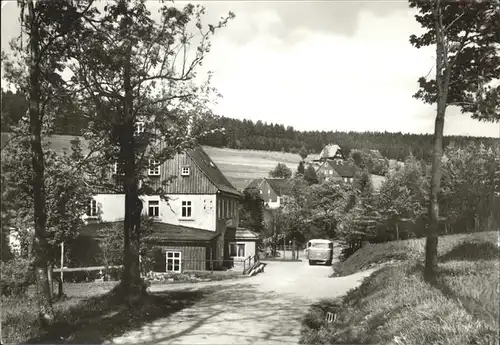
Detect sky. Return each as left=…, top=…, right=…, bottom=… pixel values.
left=1, top=0, right=499, bottom=138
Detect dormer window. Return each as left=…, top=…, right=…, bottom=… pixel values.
left=181, top=166, right=190, bottom=176
left=148, top=159, right=160, bottom=176
left=135, top=121, right=145, bottom=135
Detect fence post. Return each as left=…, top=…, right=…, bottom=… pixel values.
left=59, top=242, right=64, bottom=297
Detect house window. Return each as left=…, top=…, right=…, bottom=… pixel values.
left=135, top=121, right=145, bottom=135
left=343, top=177, right=348, bottom=182
left=148, top=159, right=160, bottom=176
left=349, top=177, right=354, bottom=183
left=223, top=200, right=227, bottom=218
left=181, top=201, right=192, bottom=218
left=113, top=161, right=126, bottom=176
left=329, top=170, right=333, bottom=175
left=181, top=166, right=190, bottom=176
left=148, top=200, right=159, bottom=217
left=86, top=199, right=97, bottom=217
left=229, top=243, right=245, bottom=258
left=217, top=200, right=221, bottom=219
left=166, top=251, right=181, bottom=273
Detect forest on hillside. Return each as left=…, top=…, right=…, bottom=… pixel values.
left=2, top=89, right=498, bottom=162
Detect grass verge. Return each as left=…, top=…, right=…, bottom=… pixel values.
left=333, top=231, right=499, bottom=277
left=301, top=260, right=499, bottom=345
left=302, top=232, right=500, bottom=345
left=2, top=284, right=214, bottom=344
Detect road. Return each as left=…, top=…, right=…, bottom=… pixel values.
left=105, top=261, right=376, bottom=345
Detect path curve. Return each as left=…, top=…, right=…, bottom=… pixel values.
left=105, top=261, right=376, bottom=345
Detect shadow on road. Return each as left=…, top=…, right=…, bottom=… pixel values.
left=25, top=288, right=214, bottom=344
left=106, top=283, right=311, bottom=344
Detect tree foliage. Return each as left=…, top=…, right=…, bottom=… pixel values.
left=378, top=154, right=429, bottom=240
left=440, top=143, right=500, bottom=232
left=304, top=164, right=319, bottom=185
left=65, top=0, right=234, bottom=296
left=410, top=0, right=500, bottom=281
left=1, top=133, right=93, bottom=252
left=409, top=0, right=500, bottom=122
left=349, top=149, right=389, bottom=176
left=238, top=187, right=265, bottom=234
left=2, top=0, right=97, bottom=324
left=269, top=163, right=292, bottom=179
left=299, top=145, right=308, bottom=161
left=296, top=161, right=305, bottom=176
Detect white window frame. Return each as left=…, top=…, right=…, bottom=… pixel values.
left=87, top=199, right=98, bottom=217
left=166, top=251, right=182, bottom=273
left=181, top=166, right=190, bottom=176
left=329, top=170, right=333, bottom=175
left=229, top=242, right=246, bottom=258
left=134, top=121, right=145, bottom=135
left=148, top=159, right=160, bottom=176
left=349, top=177, right=354, bottom=183
left=148, top=200, right=160, bottom=218
left=181, top=200, right=192, bottom=219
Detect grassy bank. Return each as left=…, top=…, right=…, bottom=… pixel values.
left=333, top=231, right=499, bottom=277
left=2, top=269, right=243, bottom=344
left=301, top=232, right=500, bottom=345
left=2, top=285, right=214, bottom=344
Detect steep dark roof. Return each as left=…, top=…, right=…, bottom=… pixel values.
left=148, top=223, right=220, bottom=243
left=78, top=221, right=219, bottom=243
left=245, top=178, right=263, bottom=190
left=225, top=227, right=260, bottom=241
left=326, top=160, right=357, bottom=177
left=320, top=144, right=343, bottom=159
left=1, top=133, right=240, bottom=197
left=265, top=178, right=292, bottom=196
left=187, top=146, right=241, bottom=197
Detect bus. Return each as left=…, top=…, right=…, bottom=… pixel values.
left=305, top=239, right=334, bottom=266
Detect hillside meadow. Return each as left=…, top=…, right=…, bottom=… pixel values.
left=204, top=146, right=386, bottom=190
left=0, top=133, right=386, bottom=191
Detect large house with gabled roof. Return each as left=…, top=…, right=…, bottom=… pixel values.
left=315, top=159, right=357, bottom=184
left=85, top=144, right=261, bottom=272
left=1, top=132, right=259, bottom=272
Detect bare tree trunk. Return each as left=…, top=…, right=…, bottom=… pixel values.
left=47, top=264, right=53, bottom=299
left=27, top=0, right=54, bottom=325
left=425, top=0, right=449, bottom=283
left=120, top=41, right=143, bottom=301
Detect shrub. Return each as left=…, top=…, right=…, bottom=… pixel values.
left=0, top=258, right=34, bottom=297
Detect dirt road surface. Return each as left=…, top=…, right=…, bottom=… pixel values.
left=104, top=261, right=376, bottom=345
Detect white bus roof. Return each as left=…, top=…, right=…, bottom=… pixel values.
left=308, top=239, right=333, bottom=243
